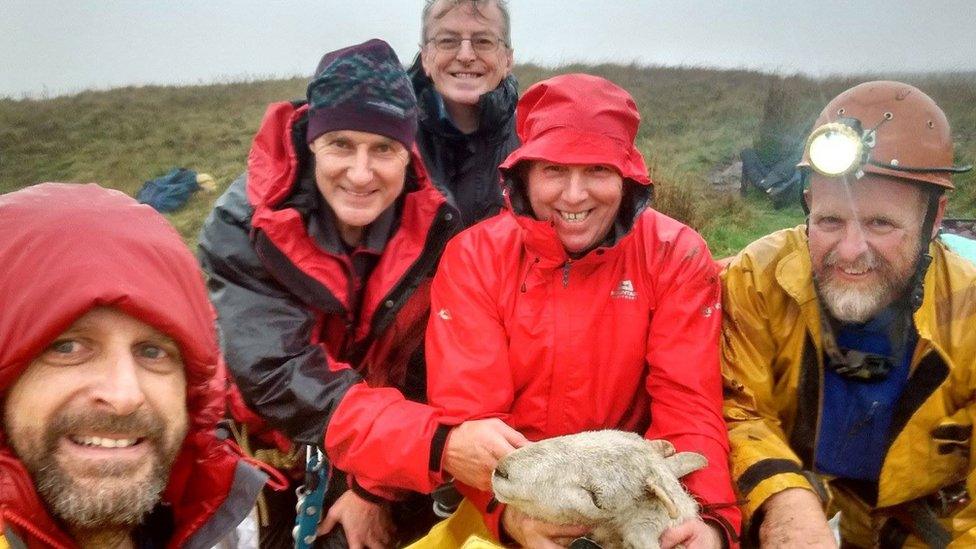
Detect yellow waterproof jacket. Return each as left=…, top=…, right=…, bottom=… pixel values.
left=721, top=226, right=976, bottom=547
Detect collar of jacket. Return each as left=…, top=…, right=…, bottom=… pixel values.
left=774, top=228, right=823, bottom=346
left=408, top=54, right=518, bottom=141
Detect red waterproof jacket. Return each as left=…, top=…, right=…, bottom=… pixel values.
left=198, top=102, right=461, bottom=499
left=427, top=189, right=741, bottom=540
left=0, top=183, right=266, bottom=548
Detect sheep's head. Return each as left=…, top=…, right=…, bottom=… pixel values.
left=492, top=431, right=707, bottom=526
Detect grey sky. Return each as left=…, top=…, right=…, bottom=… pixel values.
left=2, top=0, right=974, bottom=98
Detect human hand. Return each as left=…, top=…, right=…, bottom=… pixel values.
left=660, top=518, right=723, bottom=549
left=317, top=489, right=394, bottom=549
left=443, top=418, right=530, bottom=490
left=501, top=506, right=591, bottom=548
left=759, top=488, right=837, bottom=548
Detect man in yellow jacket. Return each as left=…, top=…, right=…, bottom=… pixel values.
left=722, top=80, right=976, bottom=548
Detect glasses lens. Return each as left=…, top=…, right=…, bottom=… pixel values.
left=431, top=35, right=501, bottom=52
left=471, top=36, right=499, bottom=51
left=434, top=36, right=462, bottom=51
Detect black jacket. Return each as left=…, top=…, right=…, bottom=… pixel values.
left=409, top=55, right=520, bottom=228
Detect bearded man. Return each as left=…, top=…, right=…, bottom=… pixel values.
left=0, top=183, right=267, bottom=548
left=721, top=81, right=976, bottom=547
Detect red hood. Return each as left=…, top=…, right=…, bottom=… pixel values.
left=0, top=183, right=245, bottom=547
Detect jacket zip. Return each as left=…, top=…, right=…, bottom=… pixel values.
left=562, top=260, right=572, bottom=288
left=520, top=257, right=540, bottom=293
left=348, top=206, right=459, bottom=364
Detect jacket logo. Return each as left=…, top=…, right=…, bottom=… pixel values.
left=437, top=308, right=452, bottom=320
left=610, top=279, right=637, bottom=300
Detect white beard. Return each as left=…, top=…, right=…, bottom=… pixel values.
left=814, top=248, right=907, bottom=323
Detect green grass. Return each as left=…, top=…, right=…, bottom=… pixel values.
left=2, top=66, right=974, bottom=255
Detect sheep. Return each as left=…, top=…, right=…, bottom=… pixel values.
left=491, top=430, right=706, bottom=549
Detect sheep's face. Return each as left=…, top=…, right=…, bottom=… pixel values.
left=492, top=431, right=708, bottom=528
left=492, top=431, right=664, bottom=524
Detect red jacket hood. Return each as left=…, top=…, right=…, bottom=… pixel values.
left=0, top=183, right=248, bottom=548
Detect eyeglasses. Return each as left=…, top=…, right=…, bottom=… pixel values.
left=426, top=34, right=506, bottom=53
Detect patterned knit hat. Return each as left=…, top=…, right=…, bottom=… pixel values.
left=306, top=39, right=418, bottom=147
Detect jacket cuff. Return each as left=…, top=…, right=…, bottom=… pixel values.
left=429, top=423, right=452, bottom=473
left=349, top=476, right=391, bottom=505
left=737, top=458, right=819, bottom=518
left=701, top=508, right=739, bottom=549
left=484, top=497, right=507, bottom=541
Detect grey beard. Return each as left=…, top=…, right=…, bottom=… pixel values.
left=18, top=409, right=184, bottom=532
left=813, top=248, right=909, bottom=323
left=33, top=453, right=170, bottom=530
left=816, top=277, right=895, bottom=323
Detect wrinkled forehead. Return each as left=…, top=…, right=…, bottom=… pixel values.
left=808, top=173, right=927, bottom=221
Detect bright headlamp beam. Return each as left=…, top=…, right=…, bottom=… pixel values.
left=805, top=122, right=865, bottom=177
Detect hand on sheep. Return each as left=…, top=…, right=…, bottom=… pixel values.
left=659, top=518, right=723, bottom=549
left=502, top=505, right=592, bottom=548
left=444, top=418, right=530, bottom=490
left=758, top=488, right=837, bottom=549
left=317, top=488, right=394, bottom=549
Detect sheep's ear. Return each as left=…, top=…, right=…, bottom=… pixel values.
left=645, top=480, right=679, bottom=519
left=667, top=452, right=707, bottom=478
left=645, top=438, right=676, bottom=457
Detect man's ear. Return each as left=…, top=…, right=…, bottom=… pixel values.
left=420, top=46, right=433, bottom=77
left=502, top=47, right=514, bottom=76
left=931, top=193, right=949, bottom=240
left=803, top=187, right=812, bottom=211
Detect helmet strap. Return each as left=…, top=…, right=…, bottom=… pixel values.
left=907, top=188, right=941, bottom=312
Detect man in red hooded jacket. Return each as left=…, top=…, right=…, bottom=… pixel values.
left=0, top=183, right=267, bottom=549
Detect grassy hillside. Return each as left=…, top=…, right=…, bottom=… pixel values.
left=2, top=65, right=974, bottom=257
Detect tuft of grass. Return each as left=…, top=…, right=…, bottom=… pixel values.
left=2, top=67, right=974, bottom=256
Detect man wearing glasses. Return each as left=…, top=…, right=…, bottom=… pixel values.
left=411, top=0, right=519, bottom=227
left=722, top=81, right=976, bottom=547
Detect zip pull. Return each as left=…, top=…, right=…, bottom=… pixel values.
left=521, top=257, right=541, bottom=293
left=562, top=260, right=572, bottom=288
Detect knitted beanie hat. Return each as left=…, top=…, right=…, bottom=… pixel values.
left=306, top=39, right=418, bottom=148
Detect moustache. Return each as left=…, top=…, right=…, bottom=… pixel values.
left=822, top=248, right=879, bottom=272
left=44, top=409, right=166, bottom=450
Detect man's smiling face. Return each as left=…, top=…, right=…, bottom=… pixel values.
left=3, top=307, right=188, bottom=529
left=421, top=0, right=513, bottom=111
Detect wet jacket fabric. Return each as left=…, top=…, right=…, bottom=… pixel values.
left=425, top=182, right=741, bottom=541
left=198, top=101, right=461, bottom=499
left=0, top=183, right=266, bottom=549
left=722, top=226, right=976, bottom=547
left=409, top=56, right=520, bottom=228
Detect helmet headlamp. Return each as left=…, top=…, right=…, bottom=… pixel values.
left=804, top=118, right=871, bottom=178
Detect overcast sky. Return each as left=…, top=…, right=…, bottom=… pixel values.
left=3, top=0, right=975, bottom=98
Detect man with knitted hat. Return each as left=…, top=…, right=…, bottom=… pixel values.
left=722, top=81, right=976, bottom=546
left=200, top=38, right=526, bottom=547
left=0, top=183, right=267, bottom=548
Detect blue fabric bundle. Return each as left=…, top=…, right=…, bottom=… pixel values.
left=136, top=168, right=200, bottom=212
